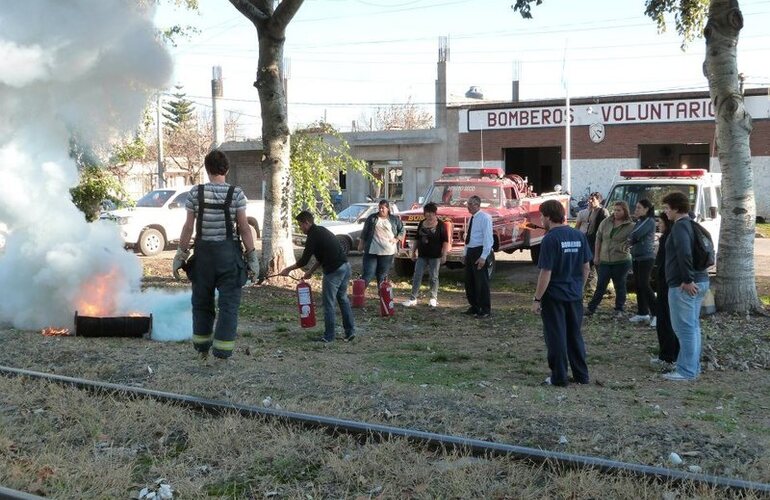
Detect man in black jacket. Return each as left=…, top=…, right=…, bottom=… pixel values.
left=280, top=211, right=356, bottom=343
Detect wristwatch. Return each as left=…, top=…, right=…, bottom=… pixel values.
left=533, top=297, right=541, bottom=303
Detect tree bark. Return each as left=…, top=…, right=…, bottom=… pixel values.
left=704, top=0, right=762, bottom=312
left=228, top=0, right=305, bottom=278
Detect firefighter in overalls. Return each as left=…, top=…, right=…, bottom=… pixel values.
left=172, top=150, right=259, bottom=361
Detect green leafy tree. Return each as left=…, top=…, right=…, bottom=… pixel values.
left=290, top=122, right=376, bottom=219
left=69, top=139, right=128, bottom=222
left=512, top=0, right=760, bottom=313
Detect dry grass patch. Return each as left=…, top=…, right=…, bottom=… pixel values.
left=0, top=252, right=769, bottom=496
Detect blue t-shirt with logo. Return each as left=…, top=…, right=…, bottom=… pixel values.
left=537, top=225, right=593, bottom=302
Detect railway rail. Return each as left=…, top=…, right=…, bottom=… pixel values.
left=1, top=364, right=769, bottom=497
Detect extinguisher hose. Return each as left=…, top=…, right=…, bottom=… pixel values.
left=254, top=273, right=301, bottom=285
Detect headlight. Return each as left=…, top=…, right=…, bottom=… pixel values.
left=101, top=214, right=130, bottom=225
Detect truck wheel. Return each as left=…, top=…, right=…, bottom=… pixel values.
left=138, top=228, right=165, bottom=256
left=337, top=236, right=351, bottom=255
left=529, top=245, right=541, bottom=264
left=393, top=257, right=415, bottom=277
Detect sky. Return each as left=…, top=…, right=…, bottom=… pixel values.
left=155, top=0, right=770, bottom=138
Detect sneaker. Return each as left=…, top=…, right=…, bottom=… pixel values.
left=629, top=314, right=651, bottom=323
left=313, top=337, right=332, bottom=343
left=475, top=312, right=491, bottom=319
left=428, top=298, right=438, bottom=308
left=462, top=307, right=477, bottom=316
left=402, top=298, right=417, bottom=307
left=613, top=310, right=625, bottom=319
left=543, top=376, right=552, bottom=385
left=649, top=316, right=657, bottom=328
left=649, top=358, right=676, bottom=373
left=662, top=372, right=693, bottom=381
left=344, top=333, right=356, bottom=342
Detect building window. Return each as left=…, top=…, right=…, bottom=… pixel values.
left=369, top=161, right=403, bottom=201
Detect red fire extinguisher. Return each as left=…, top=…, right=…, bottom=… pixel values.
left=351, top=277, right=366, bottom=308
left=379, top=278, right=395, bottom=317
left=296, top=279, right=316, bottom=328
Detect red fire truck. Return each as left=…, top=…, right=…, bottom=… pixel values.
left=393, top=167, right=570, bottom=277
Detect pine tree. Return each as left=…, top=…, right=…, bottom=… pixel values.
left=162, top=85, right=195, bottom=130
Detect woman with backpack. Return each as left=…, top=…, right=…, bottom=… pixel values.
left=628, top=199, right=656, bottom=325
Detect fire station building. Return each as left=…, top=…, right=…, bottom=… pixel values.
left=455, top=88, right=770, bottom=219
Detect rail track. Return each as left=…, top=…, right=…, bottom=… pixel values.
left=1, top=364, right=769, bottom=497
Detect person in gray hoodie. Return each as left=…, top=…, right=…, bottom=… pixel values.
left=628, top=199, right=656, bottom=325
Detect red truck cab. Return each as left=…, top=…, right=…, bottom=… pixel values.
left=393, top=167, right=569, bottom=276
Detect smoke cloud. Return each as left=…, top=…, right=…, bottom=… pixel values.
left=0, top=0, right=191, bottom=341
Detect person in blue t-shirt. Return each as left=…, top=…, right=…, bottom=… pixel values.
left=531, top=199, right=593, bottom=387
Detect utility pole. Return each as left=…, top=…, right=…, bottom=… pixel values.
left=156, top=93, right=165, bottom=188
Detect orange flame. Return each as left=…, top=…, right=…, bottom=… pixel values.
left=42, top=327, right=71, bottom=337
left=75, top=269, right=122, bottom=317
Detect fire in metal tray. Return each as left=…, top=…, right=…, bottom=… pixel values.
left=74, top=312, right=153, bottom=338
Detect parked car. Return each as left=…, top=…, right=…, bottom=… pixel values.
left=293, top=202, right=400, bottom=255
left=100, top=187, right=264, bottom=256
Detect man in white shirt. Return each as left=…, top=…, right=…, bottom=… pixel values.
left=463, top=195, right=494, bottom=319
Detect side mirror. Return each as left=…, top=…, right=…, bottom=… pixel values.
left=418, top=196, right=424, bottom=204
left=709, top=206, right=718, bottom=219
left=554, top=184, right=563, bottom=193
left=168, top=202, right=181, bottom=209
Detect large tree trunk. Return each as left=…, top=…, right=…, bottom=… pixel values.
left=704, top=0, right=762, bottom=312
left=229, top=0, right=304, bottom=278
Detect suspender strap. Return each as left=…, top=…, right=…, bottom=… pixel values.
left=194, top=185, right=204, bottom=246
left=196, top=184, right=239, bottom=242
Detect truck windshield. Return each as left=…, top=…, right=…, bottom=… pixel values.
left=606, top=183, right=696, bottom=214
left=426, top=184, right=502, bottom=208
left=136, top=190, right=177, bottom=208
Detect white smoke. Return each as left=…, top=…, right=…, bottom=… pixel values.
left=0, top=0, right=191, bottom=341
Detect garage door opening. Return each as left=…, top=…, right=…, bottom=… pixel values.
left=504, top=146, right=562, bottom=194
left=639, top=143, right=710, bottom=170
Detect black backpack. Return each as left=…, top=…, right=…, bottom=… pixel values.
left=690, top=220, right=716, bottom=271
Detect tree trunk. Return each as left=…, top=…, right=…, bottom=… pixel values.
left=228, top=0, right=304, bottom=279
left=704, top=0, right=762, bottom=312
left=256, top=22, right=295, bottom=278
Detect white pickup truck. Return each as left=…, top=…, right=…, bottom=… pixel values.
left=100, top=186, right=264, bottom=256
left=604, top=168, right=722, bottom=254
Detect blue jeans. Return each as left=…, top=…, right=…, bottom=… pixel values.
left=668, top=281, right=709, bottom=379
left=409, top=257, right=441, bottom=300
left=587, top=261, right=632, bottom=313
left=322, top=262, right=355, bottom=341
left=362, top=253, right=395, bottom=287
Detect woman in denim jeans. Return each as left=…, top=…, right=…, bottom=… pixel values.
left=586, top=201, right=634, bottom=316
left=628, top=199, right=657, bottom=325
left=358, top=199, right=405, bottom=288
left=402, top=203, right=450, bottom=308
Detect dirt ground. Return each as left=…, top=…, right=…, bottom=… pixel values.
left=1, top=244, right=769, bottom=497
